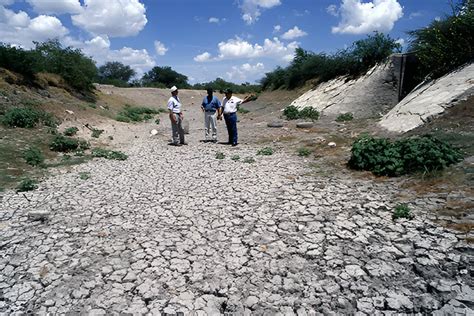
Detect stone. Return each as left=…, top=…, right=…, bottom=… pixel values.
left=28, top=210, right=50, bottom=221
left=296, top=122, right=314, bottom=129
left=345, top=265, right=366, bottom=277
left=267, top=121, right=285, bottom=128
left=244, top=296, right=259, bottom=308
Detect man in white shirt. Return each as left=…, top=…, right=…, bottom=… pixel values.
left=167, top=86, right=186, bottom=146
left=218, top=88, right=252, bottom=146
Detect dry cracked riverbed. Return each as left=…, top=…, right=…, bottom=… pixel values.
left=1, top=101, right=473, bottom=315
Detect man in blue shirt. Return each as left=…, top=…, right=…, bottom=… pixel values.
left=201, top=88, right=221, bottom=143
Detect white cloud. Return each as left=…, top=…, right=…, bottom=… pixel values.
left=408, top=11, right=422, bottom=19
left=331, top=0, right=403, bottom=35
left=26, top=0, right=82, bottom=14
left=281, top=26, right=307, bottom=40
left=395, top=38, right=405, bottom=46
left=226, top=62, right=265, bottom=82
left=154, top=40, right=168, bottom=56
left=327, top=4, right=339, bottom=16
left=193, top=37, right=298, bottom=63
left=240, top=0, right=281, bottom=25
left=194, top=52, right=212, bottom=62
left=209, top=17, right=219, bottom=23
left=0, top=0, right=15, bottom=5
left=273, top=24, right=281, bottom=33
left=71, top=0, right=147, bottom=38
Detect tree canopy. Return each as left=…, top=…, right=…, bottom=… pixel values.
left=98, top=61, right=136, bottom=83
left=142, top=66, right=189, bottom=88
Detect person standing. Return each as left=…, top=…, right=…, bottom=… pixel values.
left=218, top=88, right=252, bottom=146
left=167, top=86, right=186, bottom=146
left=201, top=88, right=221, bottom=143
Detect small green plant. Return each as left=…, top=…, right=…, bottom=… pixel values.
left=155, top=118, right=160, bottom=125
left=393, top=204, right=413, bottom=220
left=243, top=157, right=256, bottom=163
left=91, top=148, right=128, bottom=160
left=16, top=178, right=38, bottom=192
left=116, top=105, right=161, bottom=123
left=215, top=152, right=225, bottom=159
left=47, top=127, right=58, bottom=135
left=257, top=147, right=274, bottom=156
left=23, top=147, right=44, bottom=166
left=88, top=103, right=97, bottom=109
left=91, top=128, right=104, bottom=138
left=78, top=140, right=91, bottom=150
left=64, top=127, right=79, bottom=136
left=49, top=135, right=79, bottom=152
left=143, top=114, right=153, bottom=120
left=231, top=155, right=240, bottom=161
left=79, top=172, right=90, bottom=180
left=116, top=115, right=131, bottom=122
left=336, top=113, right=354, bottom=122
left=238, top=107, right=250, bottom=114
left=283, top=105, right=319, bottom=121
left=297, top=147, right=312, bottom=157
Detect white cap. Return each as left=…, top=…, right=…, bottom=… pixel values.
left=170, top=86, right=178, bottom=92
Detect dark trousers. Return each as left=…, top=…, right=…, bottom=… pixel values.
left=224, top=112, right=238, bottom=144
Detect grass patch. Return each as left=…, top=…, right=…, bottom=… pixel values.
left=16, top=178, right=38, bottom=192
left=91, top=148, right=128, bottom=160
left=238, top=107, right=250, bottom=114
left=1, top=107, right=59, bottom=128
left=64, top=126, right=79, bottom=136
left=336, top=113, right=354, bottom=122
left=23, top=147, right=44, bottom=167
left=91, top=128, right=104, bottom=138
left=297, top=147, right=312, bottom=157
left=116, top=105, right=164, bottom=123
left=393, top=204, right=413, bottom=220
left=215, top=152, right=225, bottom=159
left=79, top=172, right=90, bottom=180
left=231, top=155, right=240, bottom=161
left=283, top=105, right=319, bottom=121
left=257, top=147, right=274, bottom=156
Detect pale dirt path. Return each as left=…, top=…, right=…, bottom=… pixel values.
left=0, top=87, right=473, bottom=315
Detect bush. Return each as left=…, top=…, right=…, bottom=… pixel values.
left=348, top=135, right=463, bottom=176
left=231, top=155, right=240, bottom=161
left=23, top=147, right=44, bottom=166
left=16, top=178, right=38, bottom=192
left=1, top=107, right=57, bottom=128
left=64, top=127, right=79, bottom=136
left=116, top=105, right=161, bottom=123
left=393, top=204, right=413, bottom=220
left=49, top=135, right=79, bottom=152
left=91, top=148, right=128, bottom=160
left=215, top=152, right=225, bottom=159
left=91, top=128, right=104, bottom=138
left=336, top=113, right=354, bottom=122
left=257, top=147, right=274, bottom=156
left=297, top=147, right=312, bottom=157
left=79, top=172, right=90, bottom=180
left=283, top=106, right=319, bottom=121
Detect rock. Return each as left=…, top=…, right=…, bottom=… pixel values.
left=244, top=296, right=259, bottom=308
left=267, top=121, right=284, bottom=128
left=28, top=210, right=50, bottom=221
left=328, top=142, right=337, bottom=147
left=65, top=110, right=74, bottom=115
left=149, top=129, right=158, bottom=137
left=296, top=122, right=314, bottom=129
left=345, top=265, right=366, bottom=277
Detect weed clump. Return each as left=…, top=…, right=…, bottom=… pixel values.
left=336, top=113, right=354, bottom=122
left=393, top=204, right=413, bottom=220
left=231, top=155, right=240, bottom=161
left=257, top=147, right=274, bottom=156
left=23, top=147, right=44, bottom=166
left=116, top=105, right=163, bottom=123
left=91, top=128, right=104, bottom=138
left=283, top=106, right=319, bottom=121
left=91, top=148, right=128, bottom=160
left=1, top=107, right=58, bottom=128
left=64, top=127, right=79, bottom=136
left=49, top=135, right=79, bottom=152
left=16, top=178, right=38, bottom=192
left=79, top=172, right=90, bottom=180
left=297, top=147, right=312, bottom=157
left=215, top=152, right=225, bottom=159
left=348, top=135, right=463, bottom=176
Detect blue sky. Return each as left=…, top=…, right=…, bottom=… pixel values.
left=0, top=0, right=453, bottom=84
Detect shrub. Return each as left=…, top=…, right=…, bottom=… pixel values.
left=91, top=128, right=104, bottom=138
left=91, top=148, right=128, bottom=160
left=155, top=118, right=160, bottom=125
left=78, top=140, right=91, bottom=150
left=393, top=204, right=413, bottom=220
left=238, top=107, right=250, bottom=114
left=297, top=147, right=312, bottom=157
left=231, top=155, right=240, bottom=161
left=23, top=147, right=44, bottom=166
left=49, top=135, right=79, bottom=152
left=64, top=127, right=79, bottom=136
left=283, top=106, right=319, bottom=121
left=79, top=172, right=90, bottom=180
left=336, top=113, right=354, bottom=122
left=16, top=178, right=38, bottom=192
left=257, top=147, right=274, bottom=156
left=116, top=105, right=161, bottom=123
left=1, top=107, right=58, bottom=128
left=348, top=135, right=463, bottom=176
left=215, top=152, right=225, bottom=159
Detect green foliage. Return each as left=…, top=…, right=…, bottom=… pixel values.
left=231, top=155, right=240, bottom=161
left=16, top=178, right=38, bottom=192
left=192, top=77, right=261, bottom=94
left=23, top=147, right=44, bottom=166
left=237, top=106, right=250, bottom=114
left=98, top=61, right=136, bottom=83
left=336, top=113, right=354, bottom=122
left=243, top=157, right=256, bottom=164
left=408, top=2, right=474, bottom=80
left=1, top=107, right=58, bottom=128
left=91, top=128, right=104, bottom=138
left=79, top=172, right=90, bottom=180
left=116, top=105, right=161, bottom=123
left=283, top=106, right=319, bottom=121
left=49, top=135, right=79, bottom=152
left=78, top=140, right=91, bottom=150
left=393, top=204, right=413, bottom=220
left=261, top=32, right=401, bottom=90
left=91, top=148, right=128, bottom=160
left=142, top=66, right=189, bottom=88
left=64, top=127, right=79, bottom=136
left=348, top=135, right=464, bottom=176
left=155, top=118, right=160, bottom=125
left=297, top=147, right=312, bottom=157
left=215, top=152, right=225, bottom=159
left=257, top=147, right=274, bottom=156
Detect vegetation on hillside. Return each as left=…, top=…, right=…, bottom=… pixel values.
left=260, top=32, right=401, bottom=90
left=97, top=61, right=136, bottom=87
left=408, top=0, right=473, bottom=81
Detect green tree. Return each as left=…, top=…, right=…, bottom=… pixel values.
left=98, top=61, right=136, bottom=82
left=142, top=66, right=189, bottom=88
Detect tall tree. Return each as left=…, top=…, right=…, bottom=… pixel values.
left=98, top=61, right=135, bottom=82
left=141, top=66, right=189, bottom=88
